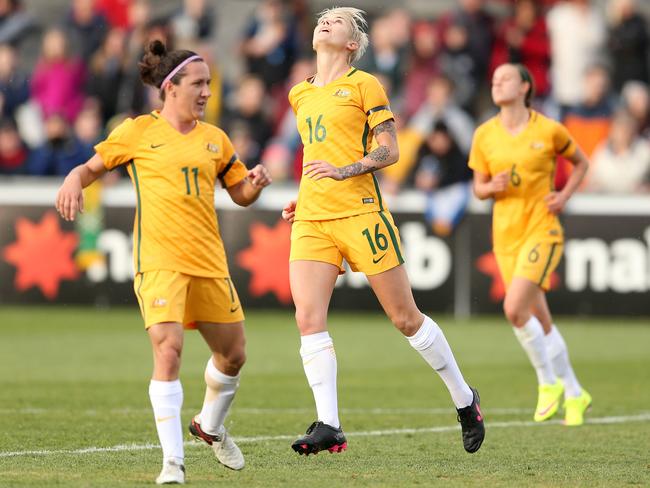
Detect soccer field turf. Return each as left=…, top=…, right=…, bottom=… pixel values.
left=0, top=307, right=648, bottom=487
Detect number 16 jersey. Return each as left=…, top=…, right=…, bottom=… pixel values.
left=288, top=68, right=394, bottom=221
left=95, top=111, right=248, bottom=277
left=468, top=110, right=577, bottom=254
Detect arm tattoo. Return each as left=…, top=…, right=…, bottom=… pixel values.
left=335, top=120, right=397, bottom=179
left=337, top=161, right=377, bottom=179
left=373, top=119, right=397, bottom=140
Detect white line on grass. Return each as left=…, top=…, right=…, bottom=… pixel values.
left=0, top=407, right=531, bottom=416
left=1, top=412, right=649, bottom=459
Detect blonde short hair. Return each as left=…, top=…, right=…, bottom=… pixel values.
left=316, top=7, right=369, bottom=63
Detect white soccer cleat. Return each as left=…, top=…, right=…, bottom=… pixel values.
left=189, top=416, right=245, bottom=470
left=155, top=458, right=185, bottom=484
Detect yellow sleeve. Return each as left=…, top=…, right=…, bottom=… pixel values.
left=553, top=121, right=577, bottom=158
left=217, top=132, right=248, bottom=188
left=94, top=118, right=139, bottom=170
left=360, top=76, right=393, bottom=130
left=468, top=127, right=490, bottom=174
left=288, top=84, right=299, bottom=114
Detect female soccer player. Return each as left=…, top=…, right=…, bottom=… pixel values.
left=56, top=41, right=271, bottom=484
left=469, top=63, right=591, bottom=426
left=281, top=7, right=484, bottom=456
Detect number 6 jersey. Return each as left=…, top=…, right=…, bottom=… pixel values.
left=95, top=111, right=248, bottom=277
left=468, top=110, right=577, bottom=254
left=288, top=68, right=394, bottom=221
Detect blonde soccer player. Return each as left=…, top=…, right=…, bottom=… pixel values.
left=469, top=63, right=592, bottom=426
left=281, top=7, right=485, bottom=456
left=56, top=41, right=271, bottom=484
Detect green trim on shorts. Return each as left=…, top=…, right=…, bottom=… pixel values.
left=130, top=160, right=142, bottom=273
left=136, top=273, right=145, bottom=324
left=378, top=211, right=404, bottom=265
left=538, top=243, right=558, bottom=286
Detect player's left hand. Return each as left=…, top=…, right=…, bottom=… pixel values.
left=248, top=164, right=272, bottom=188
left=544, top=191, right=567, bottom=214
left=303, top=160, right=344, bottom=181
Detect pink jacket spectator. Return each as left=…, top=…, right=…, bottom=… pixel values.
left=31, top=57, right=86, bottom=123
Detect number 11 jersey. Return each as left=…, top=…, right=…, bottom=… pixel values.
left=95, top=111, right=248, bottom=277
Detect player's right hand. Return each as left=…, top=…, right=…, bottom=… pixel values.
left=282, top=200, right=296, bottom=223
left=55, top=175, right=84, bottom=221
left=491, top=170, right=509, bottom=194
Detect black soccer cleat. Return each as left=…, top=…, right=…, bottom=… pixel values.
left=291, top=421, right=347, bottom=456
left=456, top=387, right=485, bottom=453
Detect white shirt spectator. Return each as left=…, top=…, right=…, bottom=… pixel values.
left=588, top=138, right=650, bottom=193
left=547, top=1, right=606, bottom=107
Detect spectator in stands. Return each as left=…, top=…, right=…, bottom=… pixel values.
left=0, top=0, right=34, bottom=45
left=221, top=74, right=272, bottom=162
left=26, top=113, right=94, bottom=176
left=86, top=27, right=127, bottom=124
left=240, top=0, right=300, bottom=89
left=357, top=13, right=409, bottom=99
left=437, top=20, right=479, bottom=115
left=74, top=102, right=103, bottom=146
left=587, top=110, right=650, bottom=193
left=436, top=0, right=494, bottom=115
left=0, top=42, right=28, bottom=119
left=490, top=0, right=551, bottom=101
left=382, top=73, right=474, bottom=194
left=547, top=0, right=607, bottom=114
left=621, top=80, right=650, bottom=139
left=95, top=0, right=132, bottom=30
left=0, top=117, right=29, bottom=174
left=169, top=0, right=215, bottom=43
left=409, top=120, right=473, bottom=236
left=31, top=28, right=86, bottom=124
left=403, top=20, right=439, bottom=121
left=410, top=73, right=475, bottom=154
left=607, top=0, right=649, bottom=91
left=64, top=0, right=109, bottom=61
left=563, top=63, right=617, bottom=158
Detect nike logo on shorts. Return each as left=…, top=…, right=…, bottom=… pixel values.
left=230, top=305, right=240, bottom=313
left=151, top=143, right=165, bottom=149
left=372, top=254, right=386, bottom=264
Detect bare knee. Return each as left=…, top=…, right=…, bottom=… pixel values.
left=388, top=309, right=424, bottom=337
left=213, top=340, right=246, bottom=376
left=295, top=308, right=327, bottom=335
left=503, top=301, right=528, bottom=328
left=153, top=342, right=182, bottom=379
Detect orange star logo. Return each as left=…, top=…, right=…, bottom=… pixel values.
left=476, top=251, right=561, bottom=303
left=3, top=211, right=79, bottom=299
left=236, top=219, right=292, bottom=304
left=476, top=251, right=505, bottom=302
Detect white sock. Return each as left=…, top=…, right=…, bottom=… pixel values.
left=513, top=316, right=557, bottom=385
left=199, top=357, right=240, bottom=435
left=545, top=325, right=582, bottom=398
left=149, top=379, right=184, bottom=464
left=300, top=331, right=339, bottom=428
left=407, top=315, right=473, bottom=409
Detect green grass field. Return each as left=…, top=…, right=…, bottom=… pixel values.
left=0, top=307, right=648, bottom=487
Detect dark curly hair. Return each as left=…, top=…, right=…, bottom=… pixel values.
left=138, top=40, right=201, bottom=101
left=514, top=63, right=535, bottom=108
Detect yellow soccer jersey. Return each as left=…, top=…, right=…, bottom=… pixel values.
left=289, top=68, right=394, bottom=220
left=469, top=111, right=576, bottom=253
left=95, top=111, right=248, bottom=277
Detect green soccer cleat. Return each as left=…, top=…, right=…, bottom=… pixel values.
left=563, top=389, right=592, bottom=426
left=534, top=381, right=564, bottom=422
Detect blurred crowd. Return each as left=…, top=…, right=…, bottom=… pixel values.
left=0, top=0, right=649, bottom=234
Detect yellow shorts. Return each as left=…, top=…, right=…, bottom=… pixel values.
left=134, top=270, right=244, bottom=329
left=495, top=239, right=563, bottom=291
left=290, top=211, right=404, bottom=275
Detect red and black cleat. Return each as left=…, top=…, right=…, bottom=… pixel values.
left=291, top=421, right=347, bottom=456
